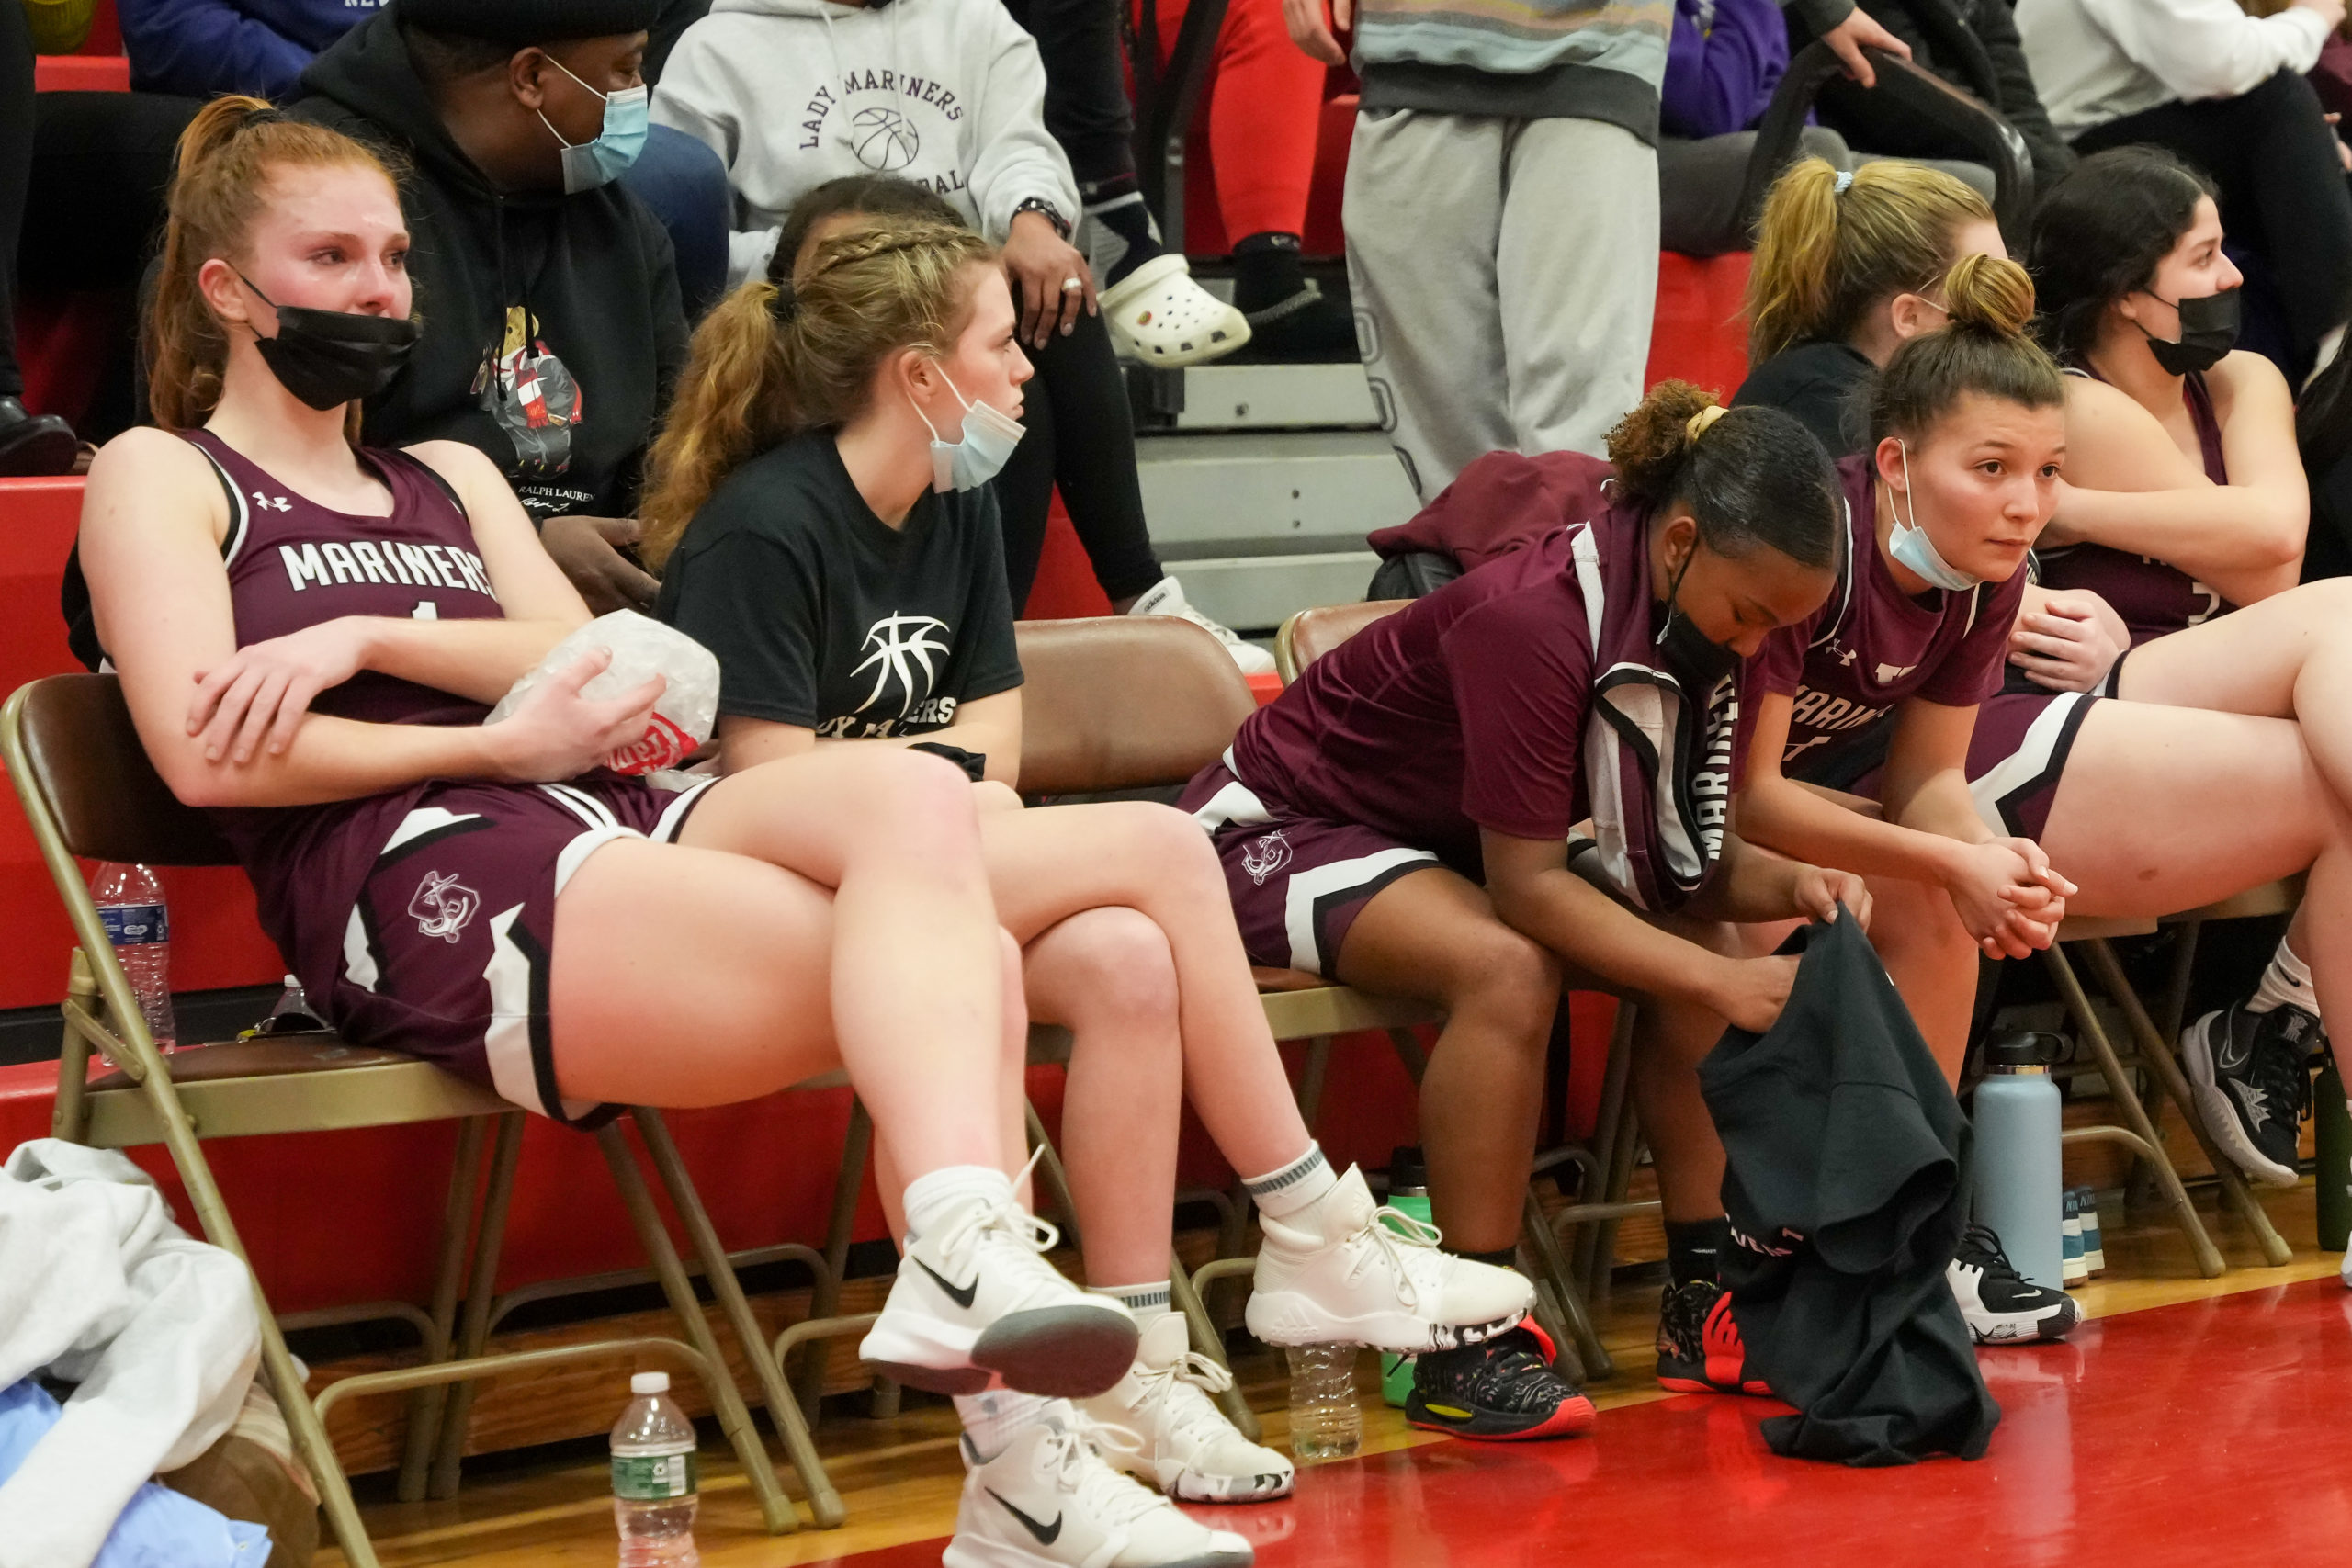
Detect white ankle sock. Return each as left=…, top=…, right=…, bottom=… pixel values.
left=1242, top=1144, right=1337, bottom=1220
left=954, top=1390, right=1058, bottom=1462
left=902, top=1165, right=1016, bottom=1245
left=2248, top=939, right=2320, bottom=1018
left=1092, top=1280, right=1172, bottom=1325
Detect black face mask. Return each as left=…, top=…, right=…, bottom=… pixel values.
left=1655, top=550, right=1741, bottom=696
left=236, top=272, right=418, bottom=410
left=2139, top=287, right=2240, bottom=378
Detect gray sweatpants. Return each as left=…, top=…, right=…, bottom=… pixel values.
left=1344, top=110, right=1660, bottom=502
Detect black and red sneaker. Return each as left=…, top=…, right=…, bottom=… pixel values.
left=1655, top=1279, right=1770, bottom=1395
left=1406, top=1323, right=1597, bottom=1441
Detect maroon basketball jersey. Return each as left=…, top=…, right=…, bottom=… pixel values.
left=2036, top=368, right=2231, bottom=648
left=177, top=429, right=507, bottom=982
left=1754, top=456, right=2026, bottom=773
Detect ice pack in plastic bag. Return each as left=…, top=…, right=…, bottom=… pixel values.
left=486, top=611, right=720, bottom=775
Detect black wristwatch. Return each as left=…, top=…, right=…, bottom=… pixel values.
left=1012, top=197, right=1071, bottom=241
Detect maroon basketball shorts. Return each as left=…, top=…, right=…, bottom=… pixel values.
left=1177, top=756, right=1441, bottom=978
left=1964, top=689, right=2101, bottom=841
left=320, top=775, right=716, bottom=1126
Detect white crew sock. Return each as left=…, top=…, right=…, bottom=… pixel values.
left=1092, top=1280, right=1172, bottom=1325
left=1242, top=1143, right=1338, bottom=1220
left=902, top=1165, right=1016, bottom=1245
left=2247, top=938, right=2320, bottom=1019
left=954, top=1390, right=1059, bottom=1462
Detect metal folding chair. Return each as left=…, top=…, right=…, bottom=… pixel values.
left=3, top=675, right=805, bottom=1565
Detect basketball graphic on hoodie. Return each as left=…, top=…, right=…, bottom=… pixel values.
left=850, top=106, right=921, bottom=172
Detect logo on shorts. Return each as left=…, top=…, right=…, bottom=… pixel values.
left=409, top=871, right=480, bottom=944
left=1241, top=829, right=1292, bottom=886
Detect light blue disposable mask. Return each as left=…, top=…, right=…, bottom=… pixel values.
left=1887, top=441, right=1982, bottom=592
left=539, top=59, right=649, bottom=195
left=913, top=368, right=1025, bottom=493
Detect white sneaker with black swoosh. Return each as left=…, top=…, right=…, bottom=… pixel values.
left=860, top=1193, right=1138, bottom=1399
left=944, top=1408, right=1254, bottom=1568
left=1245, top=1166, right=1534, bottom=1351
left=1081, top=1314, right=1294, bottom=1503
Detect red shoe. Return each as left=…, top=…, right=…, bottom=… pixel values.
left=1655, top=1280, right=1771, bottom=1395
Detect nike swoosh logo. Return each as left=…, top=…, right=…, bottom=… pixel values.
left=916, top=1257, right=978, bottom=1310
left=2216, top=1024, right=2253, bottom=1075
left=989, top=1489, right=1063, bottom=1544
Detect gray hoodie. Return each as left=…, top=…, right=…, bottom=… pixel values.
left=651, top=0, right=1080, bottom=288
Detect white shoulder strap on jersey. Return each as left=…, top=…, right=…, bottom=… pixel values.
left=1809, top=495, right=1859, bottom=649
left=1568, top=522, right=1606, bottom=658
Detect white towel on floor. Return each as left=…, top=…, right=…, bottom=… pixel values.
left=0, top=1140, right=261, bottom=1568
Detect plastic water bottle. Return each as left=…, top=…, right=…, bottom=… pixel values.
left=611, top=1371, right=698, bottom=1566
left=90, top=863, right=176, bottom=1052
left=2315, top=1053, right=2351, bottom=1253
left=1284, top=1344, right=1361, bottom=1462
left=1379, top=1146, right=1432, bottom=1409
left=1972, top=1031, right=2066, bottom=1292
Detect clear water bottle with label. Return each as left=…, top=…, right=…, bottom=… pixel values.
left=612, top=1371, right=698, bottom=1566
left=90, top=863, right=176, bottom=1052
left=1284, top=1343, right=1361, bottom=1462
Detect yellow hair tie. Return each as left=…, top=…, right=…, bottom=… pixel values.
left=1685, top=404, right=1728, bottom=442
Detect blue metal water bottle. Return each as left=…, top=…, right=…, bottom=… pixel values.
left=1972, top=1032, right=2067, bottom=1292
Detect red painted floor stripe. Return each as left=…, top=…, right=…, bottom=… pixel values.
left=811, top=1278, right=2352, bottom=1566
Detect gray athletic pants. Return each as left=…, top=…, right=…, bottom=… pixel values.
left=1344, top=109, right=1660, bottom=502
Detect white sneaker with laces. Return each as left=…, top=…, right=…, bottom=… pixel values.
left=1081, top=1314, right=1293, bottom=1503
left=860, top=1192, right=1138, bottom=1399
left=1126, top=576, right=1277, bottom=677
left=1244, top=1166, right=1533, bottom=1352
left=944, top=1406, right=1255, bottom=1568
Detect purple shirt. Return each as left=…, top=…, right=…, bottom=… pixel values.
left=1754, top=456, right=2026, bottom=773
left=1233, top=467, right=1747, bottom=910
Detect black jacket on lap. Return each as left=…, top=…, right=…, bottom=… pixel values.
left=1791, top=0, right=2075, bottom=186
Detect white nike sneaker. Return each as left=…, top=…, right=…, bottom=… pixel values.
left=1126, top=576, right=1277, bottom=678
left=1243, top=1166, right=1533, bottom=1352
left=944, top=1407, right=1255, bottom=1568
left=1081, top=1314, right=1293, bottom=1504
left=860, top=1194, right=1139, bottom=1399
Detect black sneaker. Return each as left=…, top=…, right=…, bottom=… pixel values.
left=1948, top=1224, right=2079, bottom=1344
left=1655, top=1279, right=1769, bottom=1395
left=2181, top=1001, right=2320, bottom=1189
left=1406, top=1323, right=1595, bottom=1440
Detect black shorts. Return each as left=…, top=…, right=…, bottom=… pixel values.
left=319, top=775, right=716, bottom=1126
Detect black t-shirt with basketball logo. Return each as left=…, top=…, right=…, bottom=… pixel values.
left=653, top=429, right=1023, bottom=738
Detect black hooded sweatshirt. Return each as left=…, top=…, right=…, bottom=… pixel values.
left=292, top=10, right=689, bottom=523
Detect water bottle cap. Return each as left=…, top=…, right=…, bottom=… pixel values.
left=1386, top=1145, right=1429, bottom=1193
left=1984, top=1031, right=2066, bottom=1072
left=630, top=1371, right=670, bottom=1395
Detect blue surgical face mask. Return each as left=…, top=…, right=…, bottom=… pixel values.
left=1887, top=440, right=1982, bottom=592
left=539, top=58, right=649, bottom=195
left=912, top=368, right=1025, bottom=493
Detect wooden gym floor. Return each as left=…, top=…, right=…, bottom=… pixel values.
left=318, top=1181, right=2346, bottom=1568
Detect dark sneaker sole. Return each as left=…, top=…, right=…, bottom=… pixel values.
left=2181, top=1015, right=2303, bottom=1188
left=974, top=1305, right=1139, bottom=1398
left=1407, top=1389, right=1596, bottom=1440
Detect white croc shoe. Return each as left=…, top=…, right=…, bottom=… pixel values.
left=1101, top=254, right=1250, bottom=367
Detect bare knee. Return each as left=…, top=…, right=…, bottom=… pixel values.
left=1442, top=927, right=1563, bottom=1042
left=845, top=750, right=986, bottom=863
left=1031, top=907, right=1181, bottom=1032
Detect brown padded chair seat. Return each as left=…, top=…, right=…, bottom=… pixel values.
left=1015, top=616, right=1258, bottom=796
left=87, top=1037, right=419, bottom=1091
left=1281, top=601, right=1409, bottom=680
left=1251, top=966, right=1329, bottom=993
